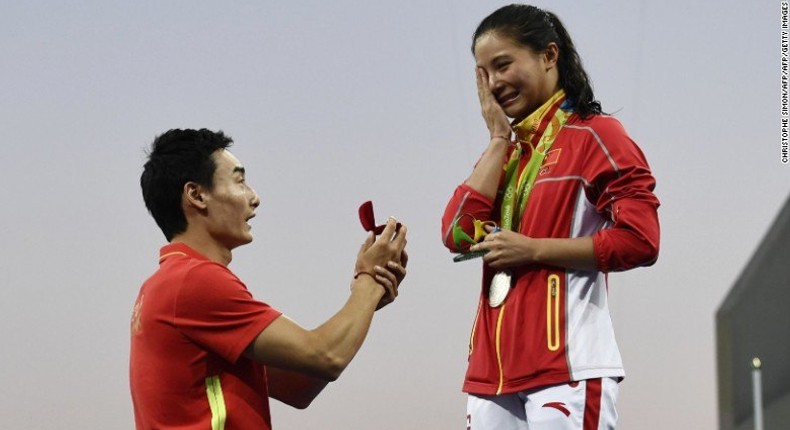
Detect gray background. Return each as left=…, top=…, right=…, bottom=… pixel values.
left=1, top=0, right=786, bottom=428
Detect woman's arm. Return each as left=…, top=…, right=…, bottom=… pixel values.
left=471, top=227, right=597, bottom=271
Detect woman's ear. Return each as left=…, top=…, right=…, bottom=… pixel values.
left=543, top=42, right=559, bottom=69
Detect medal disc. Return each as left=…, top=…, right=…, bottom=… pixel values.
left=489, top=271, right=511, bottom=307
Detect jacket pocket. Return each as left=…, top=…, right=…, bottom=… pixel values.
left=546, top=274, right=561, bottom=351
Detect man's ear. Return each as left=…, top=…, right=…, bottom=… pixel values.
left=184, top=182, right=208, bottom=210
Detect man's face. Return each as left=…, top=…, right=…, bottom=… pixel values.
left=203, top=149, right=260, bottom=250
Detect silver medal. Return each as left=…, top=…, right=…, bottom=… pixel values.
left=489, top=271, right=511, bottom=307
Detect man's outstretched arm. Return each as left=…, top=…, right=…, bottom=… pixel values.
left=245, top=219, right=407, bottom=408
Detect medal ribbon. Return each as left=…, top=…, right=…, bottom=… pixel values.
left=500, top=90, right=572, bottom=231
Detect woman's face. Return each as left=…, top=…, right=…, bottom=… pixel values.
left=474, top=32, right=559, bottom=121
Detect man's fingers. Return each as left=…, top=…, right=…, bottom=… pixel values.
left=399, top=249, right=409, bottom=269
left=359, top=231, right=375, bottom=255
left=386, top=260, right=407, bottom=283
left=392, top=224, right=407, bottom=252
left=374, top=266, right=398, bottom=300
left=378, top=217, right=399, bottom=242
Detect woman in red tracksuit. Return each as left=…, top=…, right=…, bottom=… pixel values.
left=441, top=5, right=660, bottom=429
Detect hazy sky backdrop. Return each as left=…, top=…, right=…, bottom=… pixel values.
left=2, top=1, right=787, bottom=428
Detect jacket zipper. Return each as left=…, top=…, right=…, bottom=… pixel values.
left=495, top=305, right=507, bottom=394
left=547, top=274, right=561, bottom=351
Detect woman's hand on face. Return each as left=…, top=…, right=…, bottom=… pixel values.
left=476, top=67, right=512, bottom=139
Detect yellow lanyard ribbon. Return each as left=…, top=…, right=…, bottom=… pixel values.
left=500, top=90, right=571, bottom=231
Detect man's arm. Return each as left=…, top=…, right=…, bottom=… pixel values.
left=246, top=274, right=387, bottom=380
left=265, top=367, right=332, bottom=409
left=245, top=219, right=407, bottom=407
